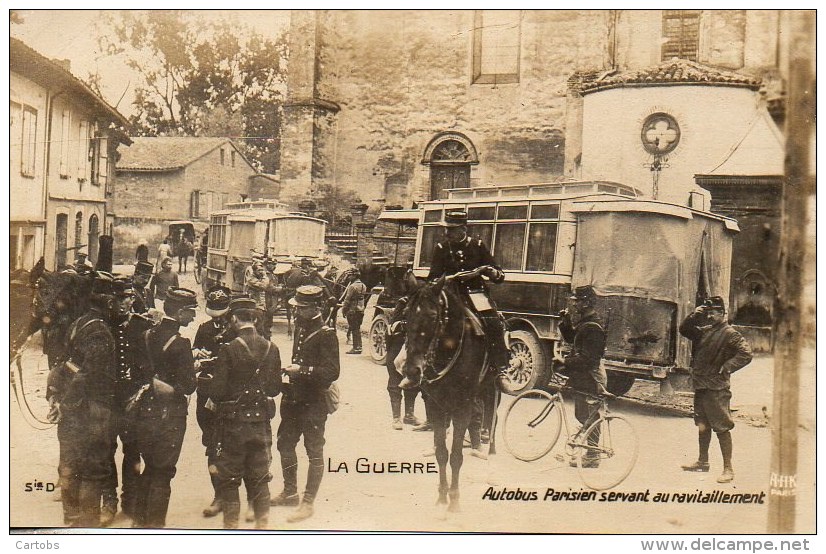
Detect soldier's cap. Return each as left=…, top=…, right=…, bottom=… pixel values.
left=442, top=210, right=468, bottom=227
left=134, top=261, right=154, bottom=276
left=76, top=249, right=88, bottom=257
left=702, top=296, right=726, bottom=311
left=205, top=285, right=232, bottom=317
left=229, top=297, right=257, bottom=314
left=91, top=271, right=115, bottom=295
left=289, top=285, right=325, bottom=307
left=112, top=275, right=135, bottom=298
left=570, top=285, right=597, bottom=302
left=300, top=257, right=313, bottom=266
left=164, top=288, right=198, bottom=313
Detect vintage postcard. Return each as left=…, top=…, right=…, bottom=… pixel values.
left=7, top=8, right=816, bottom=538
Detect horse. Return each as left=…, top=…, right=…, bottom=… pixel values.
left=399, top=275, right=489, bottom=513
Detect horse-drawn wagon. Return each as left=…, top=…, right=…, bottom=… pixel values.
left=384, top=180, right=738, bottom=396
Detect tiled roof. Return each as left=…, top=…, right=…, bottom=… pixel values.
left=579, top=59, right=761, bottom=95
left=10, top=38, right=131, bottom=140
left=117, top=137, right=234, bottom=171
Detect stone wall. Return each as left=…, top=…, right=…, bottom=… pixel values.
left=310, top=10, right=608, bottom=207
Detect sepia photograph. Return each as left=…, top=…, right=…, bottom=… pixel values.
left=6, top=6, right=816, bottom=539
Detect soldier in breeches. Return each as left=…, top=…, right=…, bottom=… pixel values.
left=273, top=285, right=340, bottom=523
left=131, top=288, right=198, bottom=528
left=206, top=298, right=282, bottom=529
left=47, top=272, right=119, bottom=527
left=679, top=296, right=752, bottom=484
left=105, top=276, right=155, bottom=524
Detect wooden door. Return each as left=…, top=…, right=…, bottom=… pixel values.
left=430, top=164, right=470, bottom=200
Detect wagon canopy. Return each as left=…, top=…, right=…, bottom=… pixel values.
left=569, top=200, right=738, bottom=308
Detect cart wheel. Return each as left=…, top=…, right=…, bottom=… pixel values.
left=194, top=265, right=202, bottom=284
left=368, top=314, right=389, bottom=365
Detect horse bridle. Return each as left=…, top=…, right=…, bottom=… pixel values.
left=420, top=290, right=464, bottom=383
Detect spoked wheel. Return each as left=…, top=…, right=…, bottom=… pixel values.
left=368, top=315, right=389, bottom=365
left=194, top=263, right=203, bottom=284
left=503, top=389, right=562, bottom=462
left=574, top=414, right=638, bottom=490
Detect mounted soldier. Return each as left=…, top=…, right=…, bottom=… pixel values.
left=426, top=210, right=510, bottom=388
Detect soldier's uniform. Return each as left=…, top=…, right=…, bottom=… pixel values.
left=131, top=261, right=155, bottom=313
left=207, top=297, right=282, bottom=529
left=47, top=272, right=118, bottom=527
left=132, top=288, right=197, bottom=528
left=558, top=285, right=607, bottom=467
left=274, top=286, right=340, bottom=521
left=427, top=211, right=509, bottom=372
left=193, top=285, right=234, bottom=517
left=105, top=277, right=155, bottom=522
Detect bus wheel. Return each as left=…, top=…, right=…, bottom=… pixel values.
left=368, top=314, right=389, bottom=366
left=502, top=330, right=548, bottom=396
left=606, top=372, right=636, bottom=397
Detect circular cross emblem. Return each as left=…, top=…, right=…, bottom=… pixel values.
left=641, top=113, right=681, bottom=155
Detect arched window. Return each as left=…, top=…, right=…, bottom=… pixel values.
left=422, top=133, right=479, bottom=201
left=75, top=211, right=83, bottom=250
left=88, top=214, right=100, bottom=263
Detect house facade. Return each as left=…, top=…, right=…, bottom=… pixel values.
left=10, top=38, right=131, bottom=270
left=111, top=137, right=259, bottom=262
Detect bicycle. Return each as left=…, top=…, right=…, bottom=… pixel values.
left=502, top=377, right=639, bottom=490
left=194, top=249, right=206, bottom=284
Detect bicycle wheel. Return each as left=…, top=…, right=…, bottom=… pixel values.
left=194, top=264, right=202, bottom=284
left=503, top=389, right=563, bottom=462
left=575, top=414, right=638, bottom=490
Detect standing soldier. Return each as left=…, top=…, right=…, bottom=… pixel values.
left=206, top=297, right=282, bottom=529
left=131, top=261, right=155, bottom=313
left=193, top=284, right=233, bottom=518
left=341, top=270, right=367, bottom=354
left=273, top=285, right=340, bottom=523
left=679, top=296, right=752, bottom=484
left=245, top=262, right=273, bottom=339
left=132, top=288, right=198, bottom=528
left=47, top=271, right=118, bottom=527
left=558, top=285, right=609, bottom=468
left=108, top=276, right=155, bottom=522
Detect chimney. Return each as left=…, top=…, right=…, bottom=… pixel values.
left=52, top=58, right=71, bottom=72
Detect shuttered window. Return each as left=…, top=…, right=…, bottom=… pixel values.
left=21, top=106, right=37, bottom=177
left=662, top=10, right=701, bottom=61
left=59, top=110, right=71, bottom=178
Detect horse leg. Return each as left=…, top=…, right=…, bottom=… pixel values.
left=432, top=410, right=449, bottom=506
left=448, top=404, right=473, bottom=513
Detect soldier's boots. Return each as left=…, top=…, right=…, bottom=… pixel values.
left=245, top=501, right=255, bottom=523
left=253, top=496, right=271, bottom=529
left=392, top=417, right=403, bottom=430
left=270, top=491, right=300, bottom=507
left=222, top=502, right=241, bottom=530
left=202, top=497, right=222, bottom=517
left=76, top=481, right=102, bottom=528
left=144, top=485, right=172, bottom=528
left=286, top=500, right=314, bottom=523
left=717, top=466, right=735, bottom=483
left=681, top=460, right=710, bottom=472
left=61, top=485, right=80, bottom=526
left=403, top=411, right=424, bottom=426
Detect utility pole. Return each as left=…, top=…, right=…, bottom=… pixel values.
left=767, top=10, right=815, bottom=534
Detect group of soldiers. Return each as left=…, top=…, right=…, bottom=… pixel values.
left=45, top=255, right=340, bottom=529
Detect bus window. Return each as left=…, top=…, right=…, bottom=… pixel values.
left=498, top=205, right=528, bottom=220
left=424, top=209, right=443, bottom=223
left=419, top=226, right=442, bottom=267
left=466, top=223, right=494, bottom=246
left=526, top=223, right=558, bottom=271
left=494, top=222, right=526, bottom=270
left=467, top=206, right=495, bottom=220
left=530, top=204, right=560, bottom=220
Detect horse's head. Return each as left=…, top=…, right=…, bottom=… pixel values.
left=400, top=276, right=448, bottom=388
